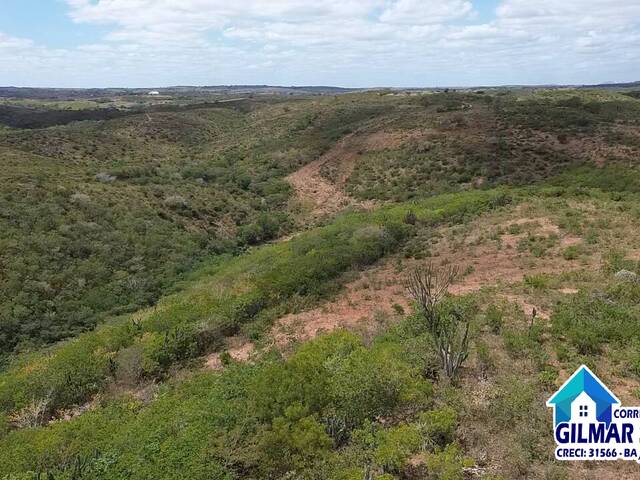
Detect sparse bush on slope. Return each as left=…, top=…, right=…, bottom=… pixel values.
left=0, top=189, right=510, bottom=420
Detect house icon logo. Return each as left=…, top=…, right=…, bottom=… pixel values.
left=546, top=365, right=640, bottom=462
left=547, top=365, right=619, bottom=427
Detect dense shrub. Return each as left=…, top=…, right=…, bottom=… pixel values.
left=418, top=406, right=458, bottom=447
left=423, top=444, right=473, bottom=480
left=250, top=332, right=432, bottom=443
left=0, top=328, right=436, bottom=480
left=374, top=424, right=422, bottom=472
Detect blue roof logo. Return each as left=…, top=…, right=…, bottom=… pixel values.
left=547, top=365, right=620, bottom=426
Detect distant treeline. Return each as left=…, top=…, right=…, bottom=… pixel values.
left=0, top=105, right=131, bottom=129
left=0, top=85, right=358, bottom=101
left=0, top=100, right=255, bottom=129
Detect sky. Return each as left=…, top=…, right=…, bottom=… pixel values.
left=1, top=0, right=639, bottom=88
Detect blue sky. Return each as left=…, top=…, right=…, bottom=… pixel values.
left=1, top=0, right=639, bottom=88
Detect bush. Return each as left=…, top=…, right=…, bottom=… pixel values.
left=503, top=328, right=540, bottom=358
left=492, top=377, right=537, bottom=427
left=418, top=406, right=458, bottom=447
left=251, top=331, right=432, bottom=443
left=374, top=424, right=422, bottom=472
left=238, top=213, right=283, bottom=245
left=163, top=194, right=189, bottom=209
left=562, top=244, right=584, bottom=260
left=0, top=325, right=436, bottom=479
left=475, top=340, right=494, bottom=374
left=524, top=274, right=551, bottom=289
left=256, top=403, right=333, bottom=478
left=424, top=444, right=472, bottom=480
left=114, top=344, right=144, bottom=385
left=551, top=292, right=640, bottom=354
left=484, top=304, right=504, bottom=334
left=403, top=210, right=417, bottom=225
left=405, top=264, right=479, bottom=378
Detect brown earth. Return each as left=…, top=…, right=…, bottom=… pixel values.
left=272, top=216, right=585, bottom=346
left=206, top=213, right=590, bottom=369
left=206, top=337, right=256, bottom=370
left=286, top=129, right=426, bottom=221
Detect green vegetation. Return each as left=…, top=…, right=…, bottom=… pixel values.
left=346, top=90, right=640, bottom=202
left=2, top=88, right=640, bottom=479
left=406, top=264, right=477, bottom=379
left=0, top=326, right=463, bottom=480
left=2, top=89, right=639, bottom=359
left=0, top=94, right=399, bottom=358
left=552, top=279, right=640, bottom=356
left=0, top=189, right=508, bottom=420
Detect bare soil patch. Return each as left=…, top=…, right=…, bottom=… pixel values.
left=204, top=210, right=594, bottom=369
left=272, top=263, right=409, bottom=349
left=271, top=216, right=583, bottom=349
left=205, top=337, right=256, bottom=370
left=286, top=130, right=422, bottom=221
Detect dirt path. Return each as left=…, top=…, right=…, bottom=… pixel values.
left=286, top=130, right=417, bottom=222
left=286, top=136, right=360, bottom=221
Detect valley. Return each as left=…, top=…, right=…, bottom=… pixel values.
left=1, top=86, right=640, bottom=479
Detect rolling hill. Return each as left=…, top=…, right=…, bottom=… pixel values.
left=1, top=87, right=640, bottom=479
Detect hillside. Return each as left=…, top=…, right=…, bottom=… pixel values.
left=1, top=88, right=640, bottom=479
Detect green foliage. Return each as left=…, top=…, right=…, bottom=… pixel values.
left=0, top=104, right=297, bottom=357
left=433, top=295, right=479, bottom=378
left=475, top=339, right=495, bottom=374
left=551, top=165, right=640, bottom=194
left=551, top=288, right=640, bottom=355
left=0, top=95, right=402, bottom=358
left=251, top=331, right=432, bottom=443
left=391, top=303, right=405, bottom=315
left=503, top=325, right=546, bottom=364
left=604, top=250, right=640, bottom=274
left=0, top=328, right=435, bottom=480
left=346, top=90, right=640, bottom=202
left=517, top=234, right=557, bottom=258
left=1, top=89, right=637, bottom=360
left=484, top=304, right=504, bottom=334
left=256, top=404, right=333, bottom=478
left=418, top=406, right=458, bottom=447
left=403, top=210, right=417, bottom=225
left=524, top=274, right=551, bottom=289
left=6, top=89, right=639, bottom=479
left=492, top=376, right=538, bottom=428
left=423, top=444, right=472, bottom=480
left=562, top=244, right=584, bottom=260
left=0, top=188, right=504, bottom=417
left=538, top=366, right=559, bottom=391
left=499, top=91, right=640, bottom=133
left=374, top=424, right=422, bottom=472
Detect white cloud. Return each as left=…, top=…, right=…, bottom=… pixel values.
left=0, top=32, right=34, bottom=50
left=0, top=0, right=639, bottom=87
left=380, top=0, right=473, bottom=24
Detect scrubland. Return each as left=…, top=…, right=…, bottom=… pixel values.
left=1, top=88, right=640, bottom=479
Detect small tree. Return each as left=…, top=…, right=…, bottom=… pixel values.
left=405, top=263, right=472, bottom=379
